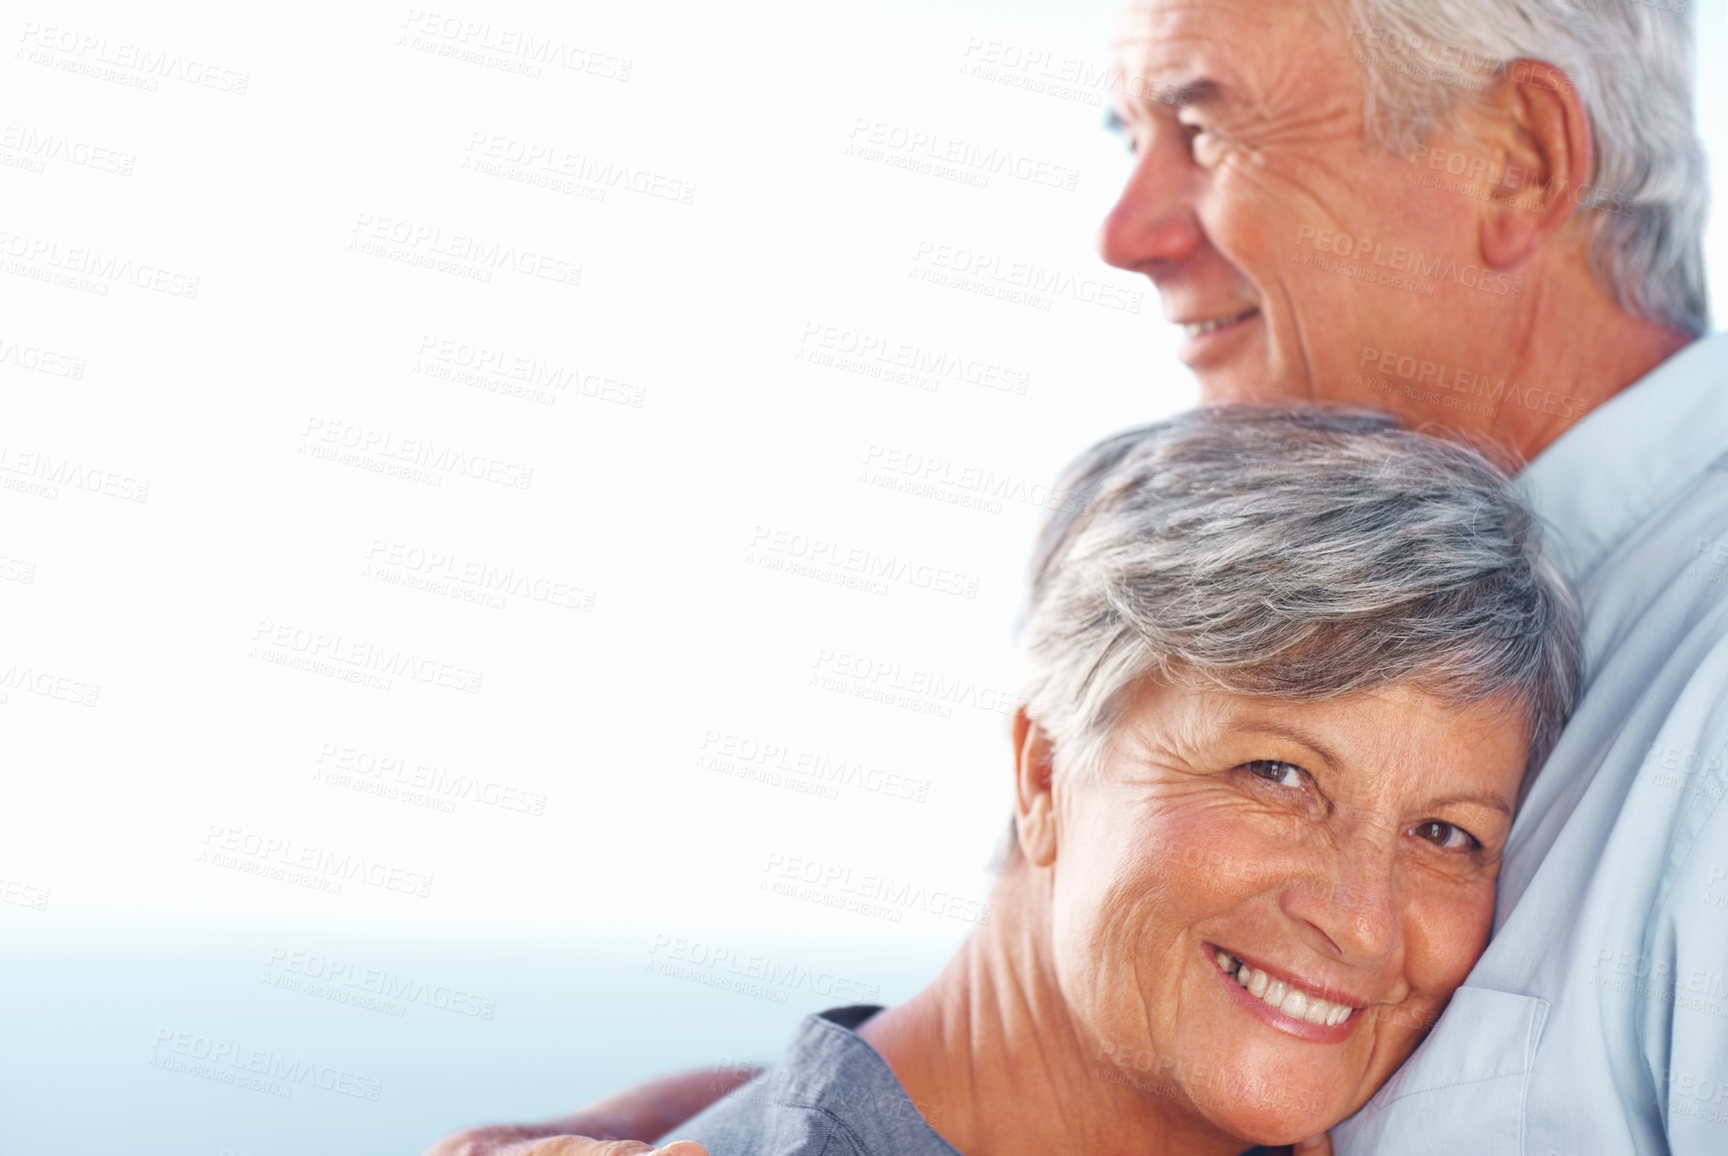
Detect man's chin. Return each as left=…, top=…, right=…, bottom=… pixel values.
left=1193, top=372, right=1312, bottom=408
left=1182, top=333, right=1312, bottom=407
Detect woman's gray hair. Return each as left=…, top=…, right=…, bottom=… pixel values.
left=1343, top=0, right=1708, bottom=335
left=1019, top=406, right=1582, bottom=799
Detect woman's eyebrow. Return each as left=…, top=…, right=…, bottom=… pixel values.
left=1427, top=792, right=1514, bottom=818
left=1232, top=718, right=1343, bottom=768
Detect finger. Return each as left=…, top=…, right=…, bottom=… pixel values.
left=1294, top=1131, right=1334, bottom=1155
left=500, top=1140, right=659, bottom=1156
left=521, top=1141, right=703, bottom=1156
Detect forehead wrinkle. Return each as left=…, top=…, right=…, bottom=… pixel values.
left=1318, top=712, right=1514, bottom=823
left=1112, top=3, right=1364, bottom=133
left=1105, top=684, right=1217, bottom=774
left=1209, top=54, right=1360, bottom=146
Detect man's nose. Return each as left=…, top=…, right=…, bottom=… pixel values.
left=1280, top=832, right=1402, bottom=965
left=1098, top=142, right=1205, bottom=273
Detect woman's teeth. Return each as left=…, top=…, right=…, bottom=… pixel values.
left=1182, top=309, right=1256, bottom=338
left=1214, top=948, right=1354, bottom=1027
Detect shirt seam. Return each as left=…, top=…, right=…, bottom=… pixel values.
left=796, top=1104, right=872, bottom=1156
left=1572, top=468, right=1718, bottom=586
left=1378, top=1066, right=1532, bottom=1108
left=782, top=1089, right=960, bottom=1156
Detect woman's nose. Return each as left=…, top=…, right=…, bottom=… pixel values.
left=1097, top=141, right=1206, bottom=274
left=1280, top=837, right=1402, bottom=965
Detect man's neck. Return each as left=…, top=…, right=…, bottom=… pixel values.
left=1447, top=268, right=1693, bottom=466
left=855, top=864, right=1246, bottom=1156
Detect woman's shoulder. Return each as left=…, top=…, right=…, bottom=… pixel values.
left=664, top=1006, right=956, bottom=1156
left=666, top=1065, right=885, bottom=1156
left=667, top=1068, right=850, bottom=1156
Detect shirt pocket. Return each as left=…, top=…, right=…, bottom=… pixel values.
left=1332, top=986, right=1549, bottom=1156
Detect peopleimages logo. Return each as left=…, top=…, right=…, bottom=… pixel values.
left=149, top=1028, right=382, bottom=1100
left=398, top=9, right=633, bottom=81
left=264, top=948, right=498, bottom=1019
left=845, top=118, right=1080, bottom=191
left=1357, top=346, right=1592, bottom=420
left=250, top=619, right=485, bottom=695
left=796, top=321, right=1030, bottom=395
left=1295, top=225, right=1523, bottom=299
left=646, top=934, right=881, bottom=1003
left=16, top=23, right=250, bottom=94
left=0, top=227, right=199, bottom=297
left=199, top=824, right=435, bottom=898
left=911, top=240, right=1143, bottom=313
left=760, top=852, right=992, bottom=925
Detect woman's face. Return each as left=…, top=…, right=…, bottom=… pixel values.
left=1032, top=679, right=1530, bottom=1145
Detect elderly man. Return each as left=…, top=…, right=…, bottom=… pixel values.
left=428, top=0, right=1725, bottom=1152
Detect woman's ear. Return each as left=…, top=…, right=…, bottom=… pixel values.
left=1013, top=707, right=1060, bottom=868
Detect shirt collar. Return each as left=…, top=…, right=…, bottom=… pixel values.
left=1519, top=332, right=1728, bottom=583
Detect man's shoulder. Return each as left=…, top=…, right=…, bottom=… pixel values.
left=1520, top=332, right=1728, bottom=584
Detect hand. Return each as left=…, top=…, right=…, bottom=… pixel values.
left=423, top=1134, right=707, bottom=1156
left=420, top=1065, right=757, bottom=1156
left=1292, top=1132, right=1334, bottom=1155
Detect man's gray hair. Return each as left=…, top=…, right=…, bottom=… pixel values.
left=1019, top=406, right=1583, bottom=794
left=1344, top=0, right=1708, bottom=334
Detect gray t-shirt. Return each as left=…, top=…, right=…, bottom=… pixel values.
left=661, top=1005, right=962, bottom=1156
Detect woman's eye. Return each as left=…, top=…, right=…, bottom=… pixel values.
left=1412, top=820, right=1479, bottom=852
left=1244, top=760, right=1305, bottom=788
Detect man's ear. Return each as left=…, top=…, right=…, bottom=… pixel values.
left=1468, top=59, right=1594, bottom=271
left=1013, top=706, right=1059, bottom=868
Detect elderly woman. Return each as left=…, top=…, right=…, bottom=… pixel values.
left=430, top=405, right=1581, bottom=1155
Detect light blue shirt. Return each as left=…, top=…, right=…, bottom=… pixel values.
left=1335, top=333, right=1728, bottom=1155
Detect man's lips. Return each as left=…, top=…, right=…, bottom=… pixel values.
left=1174, top=307, right=1260, bottom=338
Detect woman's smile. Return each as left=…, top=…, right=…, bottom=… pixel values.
left=1204, top=943, right=1363, bottom=1042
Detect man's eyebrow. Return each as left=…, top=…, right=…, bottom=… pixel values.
left=1157, top=78, right=1223, bottom=108
left=1105, top=78, right=1226, bottom=132
left=1105, top=77, right=1230, bottom=130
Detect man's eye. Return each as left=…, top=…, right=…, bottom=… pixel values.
left=1244, top=760, right=1304, bottom=788
left=1104, top=108, right=1138, bottom=154
left=1177, top=114, right=1235, bottom=168
left=1412, top=820, right=1479, bottom=852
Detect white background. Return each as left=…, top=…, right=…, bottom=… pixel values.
left=2, top=2, right=1725, bottom=1153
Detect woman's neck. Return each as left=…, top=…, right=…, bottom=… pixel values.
left=855, top=859, right=1248, bottom=1156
